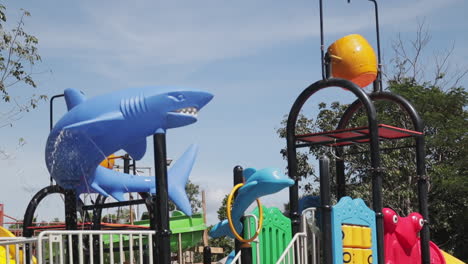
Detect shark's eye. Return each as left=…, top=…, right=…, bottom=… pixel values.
left=393, top=215, right=398, bottom=224
left=168, top=93, right=186, bottom=102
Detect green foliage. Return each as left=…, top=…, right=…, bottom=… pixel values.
left=0, top=4, right=46, bottom=129
left=216, top=194, right=228, bottom=221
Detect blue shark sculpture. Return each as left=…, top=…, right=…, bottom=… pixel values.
left=45, top=87, right=213, bottom=216
left=209, top=167, right=294, bottom=238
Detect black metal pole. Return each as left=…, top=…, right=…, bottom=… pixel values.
left=64, top=189, right=77, bottom=230
left=320, top=157, right=333, bottom=264
left=233, top=166, right=244, bottom=256
left=49, top=94, right=65, bottom=131
left=335, top=156, right=346, bottom=198
left=49, top=94, right=64, bottom=185
left=203, top=246, right=212, bottom=264
left=92, top=195, right=106, bottom=264
left=64, top=189, right=79, bottom=263
left=153, top=133, right=171, bottom=263
left=417, top=134, right=430, bottom=264
left=368, top=0, right=383, bottom=92
left=123, top=154, right=130, bottom=174
left=319, top=0, right=326, bottom=80
left=240, top=245, right=253, bottom=264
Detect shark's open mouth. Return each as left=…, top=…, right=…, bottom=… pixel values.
left=174, top=107, right=198, bottom=117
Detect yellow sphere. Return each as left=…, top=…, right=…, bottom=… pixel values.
left=327, top=34, right=377, bottom=88
left=99, top=154, right=116, bottom=169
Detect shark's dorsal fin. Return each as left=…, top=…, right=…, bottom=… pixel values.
left=64, top=88, right=86, bottom=111
left=243, top=168, right=257, bottom=181
left=123, top=138, right=147, bottom=160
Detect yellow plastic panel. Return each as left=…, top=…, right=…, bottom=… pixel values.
left=361, top=226, right=372, bottom=249
left=343, top=247, right=353, bottom=264
left=351, top=226, right=363, bottom=248
left=362, top=249, right=373, bottom=264
left=342, top=225, right=354, bottom=247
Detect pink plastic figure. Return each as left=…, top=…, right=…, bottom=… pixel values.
left=383, top=208, right=446, bottom=264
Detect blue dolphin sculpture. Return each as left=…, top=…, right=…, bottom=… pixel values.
left=209, top=167, right=294, bottom=238
left=45, top=87, right=213, bottom=216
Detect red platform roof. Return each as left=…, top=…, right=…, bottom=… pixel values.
left=296, top=124, right=423, bottom=147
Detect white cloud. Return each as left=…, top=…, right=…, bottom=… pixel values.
left=39, top=1, right=460, bottom=70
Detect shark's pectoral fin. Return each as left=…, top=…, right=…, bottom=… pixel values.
left=63, top=112, right=124, bottom=134
left=91, top=182, right=110, bottom=197
left=64, top=88, right=86, bottom=111
left=110, top=191, right=125, bottom=202
left=123, top=138, right=147, bottom=160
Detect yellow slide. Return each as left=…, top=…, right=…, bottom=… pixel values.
left=441, top=250, right=466, bottom=264
left=0, top=226, right=36, bottom=264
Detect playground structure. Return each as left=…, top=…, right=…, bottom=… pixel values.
left=0, top=1, right=466, bottom=264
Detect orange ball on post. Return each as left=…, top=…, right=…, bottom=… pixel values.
left=327, top=34, right=378, bottom=88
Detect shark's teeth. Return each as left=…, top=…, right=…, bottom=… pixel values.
left=175, top=107, right=198, bottom=117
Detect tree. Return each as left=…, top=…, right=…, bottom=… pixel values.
left=277, top=26, right=467, bottom=261
left=0, top=4, right=46, bottom=157
left=216, top=194, right=228, bottom=221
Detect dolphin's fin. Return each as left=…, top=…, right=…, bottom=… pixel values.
left=243, top=168, right=257, bottom=181
left=123, top=138, right=147, bottom=160
left=110, top=191, right=125, bottom=202
left=237, top=180, right=259, bottom=197
left=91, top=182, right=110, bottom=197
left=63, top=112, right=124, bottom=132
left=64, top=88, right=86, bottom=111
left=167, top=144, right=198, bottom=216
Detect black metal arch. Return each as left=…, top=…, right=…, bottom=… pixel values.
left=286, top=78, right=382, bottom=235
left=23, top=185, right=66, bottom=237
left=334, top=91, right=430, bottom=264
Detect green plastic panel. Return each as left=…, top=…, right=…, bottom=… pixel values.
left=244, top=206, right=292, bottom=264
left=104, top=210, right=206, bottom=251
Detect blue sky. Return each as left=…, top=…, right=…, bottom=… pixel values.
left=1, top=0, right=467, bottom=225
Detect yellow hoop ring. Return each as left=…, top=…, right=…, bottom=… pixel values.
left=226, top=183, right=264, bottom=243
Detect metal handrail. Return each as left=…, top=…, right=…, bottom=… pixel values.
left=275, top=232, right=308, bottom=264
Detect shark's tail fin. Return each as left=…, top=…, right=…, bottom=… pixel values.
left=166, top=144, right=198, bottom=216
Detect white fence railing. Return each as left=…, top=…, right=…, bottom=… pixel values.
left=0, top=208, right=320, bottom=264
left=0, top=236, right=40, bottom=264
left=1, top=230, right=155, bottom=264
